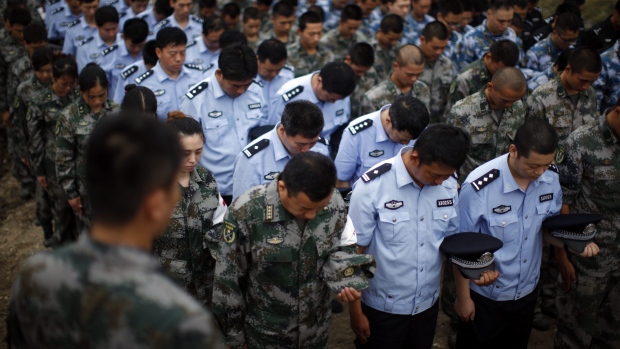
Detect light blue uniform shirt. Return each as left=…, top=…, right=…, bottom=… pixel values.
left=151, top=14, right=203, bottom=42
left=335, top=105, right=414, bottom=184
left=45, top=0, right=65, bottom=14
left=256, top=66, right=295, bottom=116
left=349, top=146, right=460, bottom=315
left=459, top=154, right=561, bottom=301
left=231, top=125, right=330, bottom=200
left=112, top=60, right=148, bottom=103
left=136, top=8, right=159, bottom=37
left=47, top=5, right=81, bottom=41
left=135, top=62, right=204, bottom=121
left=118, top=5, right=152, bottom=32
left=179, top=75, right=269, bottom=196
left=185, top=37, right=220, bottom=67
left=100, top=0, right=128, bottom=13
left=61, top=17, right=97, bottom=56
left=75, top=33, right=122, bottom=72
left=100, top=42, right=143, bottom=98
left=270, top=72, right=350, bottom=141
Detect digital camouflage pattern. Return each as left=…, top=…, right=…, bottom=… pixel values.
left=286, top=40, right=335, bottom=78
left=521, top=35, right=559, bottom=73
left=418, top=55, right=454, bottom=123
left=212, top=180, right=347, bottom=349
left=446, top=89, right=526, bottom=182
left=369, top=36, right=400, bottom=81
left=593, top=41, right=620, bottom=114
left=359, top=77, right=430, bottom=116
left=8, top=234, right=222, bottom=349
left=447, top=58, right=491, bottom=110
left=153, top=167, right=226, bottom=307
left=55, top=98, right=120, bottom=230
left=554, top=111, right=620, bottom=349
left=350, top=67, right=380, bottom=119
left=527, top=66, right=555, bottom=92
left=442, top=31, right=462, bottom=70
left=257, top=30, right=297, bottom=47
left=457, top=20, right=519, bottom=69
left=321, top=251, right=375, bottom=292
left=402, top=13, right=435, bottom=45
left=526, top=75, right=598, bottom=141
left=319, top=28, right=365, bottom=61
left=0, top=35, right=27, bottom=113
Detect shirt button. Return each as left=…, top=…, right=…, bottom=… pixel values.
left=420, top=217, right=424, bottom=221
left=241, top=137, right=244, bottom=141
left=443, top=214, right=448, bottom=219
left=525, top=215, right=528, bottom=219
left=496, top=285, right=500, bottom=288
left=392, top=218, right=397, bottom=222
left=502, top=221, right=506, bottom=226
left=388, top=294, right=393, bottom=298
left=420, top=243, right=424, bottom=247
left=523, top=259, right=527, bottom=263
left=525, top=237, right=528, bottom=240
left=420, top=268, right=424, bottom=272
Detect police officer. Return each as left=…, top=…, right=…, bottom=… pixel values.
left=46, top=0, right=81, bottom=43
left=61, top=0, right=99, bottom=56
left=232, top=100, right=329, bottom=200
left=270, top=61, right=357, bottom=142
left=287, top=11, right=334, bottom=78
left=347, top=124, right=469, bottom=348
left=179, top=43, right=268, bottom=204
left=118, top=0, right=150, bottom=32
left=255, top=39, right=294, bottom=116
left=319, top=4, right=365, bottom=61
left=185, top=15, right=224, bottom=67
left=335, top=94, right=429, bottom=187
left=152, top=0, right=203, bottom=42
left=136, top=27, right=204, bottom=121
left=112, top=39, right=156, bottom=103
left=74, top=6, right=120, bottom=72
left=593, top=40, right=620, bottom=113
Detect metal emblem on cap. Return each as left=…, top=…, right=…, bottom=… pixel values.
left=478, top=252, right=493, bottom=264
left=343, top=267, right=355, bottom=277
left=584, top=223, right=596, bottom=235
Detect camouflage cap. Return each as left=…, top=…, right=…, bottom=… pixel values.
left=440, top=233, right=503, bottom=280
left=543, top=214, right=603, bottom=253
left=321, top=251, right=376, bottom=292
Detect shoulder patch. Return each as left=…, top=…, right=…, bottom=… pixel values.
left=348, top=118, right=373, bottom=135
left=548, top=163, right=558, bottom=173
left=120, top=65, right=139, bottom=80
left=282, top=85, right=303, bottom=102
left=283, top=64, right=295, bottom=72
left=154, top=19, right=170, bottom=30
left=253, top=80, right=263, bottom=88
left=67, top=18, right=81, bottom=28
left=243, top=139, right=270, bottom=158
left=317, top=136, right=329, bottom=146
left=101, top=44, right=119, bottom=57
left=470, top=169, right=500, bottom=192
left=185, top=81, right=208, bottom=99
left=50, top=7, right=63, bottom=15
left=191, top=15, right=204, bottom=24
left=361, top=163, right=392, bottom=183
left=184, top=63, right=203, bottom=71
left=118, top=11, right=127, bottom=18
left=78, top=36, right=94, bottom=46
left=203, top=63, right=214, bottom=71
left=186, top=40, right=197, bottom=48
left=47, top=0, right=61, bottom=4
left=134, top=70, right=154, bottom=84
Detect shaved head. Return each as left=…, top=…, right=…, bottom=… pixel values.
left=395, top=44, right=425, bottom=66
left=491, top=67, right=526, bottom=93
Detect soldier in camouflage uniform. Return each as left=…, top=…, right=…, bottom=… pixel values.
left=154, top=113, right=227, bottom=308
left=554, top=100, right=620, bottom=349
left=369, top=14, right=403, bottom=81
left=359, top=44, right=430, bottom=116
left=593, top=40, right=620, bottom=114
left=344, top=43, right=380, bottom=120
left=287, top=11, right=334, bottom=78
left=319, top=4, right=365, bottom=61
left=8, top=115, right=222, bottom=348
left=526, top=47, right=601, bottom=142
left=56, top=65, right=120, bottom=235
left=27, top=58, right=81, bottom=247
left=212, top=152, right=351, bottom=349
left=257, top=1, right=297, bottom=47
left=401, top=0, right=434, bottom=45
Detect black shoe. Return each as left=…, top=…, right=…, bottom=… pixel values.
left=331, top=299, right=343, bottom=313
left=532, top=312, right=550, bottom=331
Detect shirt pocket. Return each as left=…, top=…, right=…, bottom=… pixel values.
left=202, top=117, right=230, bottom=142
left=489, top=212, right=519, bottom=244
left=378, top=210, right=411, bottom=244
left=156, top=92, right=172, bottom=110
left=432, top=207, right=458, bottom=238
left=254, top=244, right=294, bottom=286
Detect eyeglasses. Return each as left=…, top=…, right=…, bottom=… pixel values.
left=555, top=30, right=579, bottom=45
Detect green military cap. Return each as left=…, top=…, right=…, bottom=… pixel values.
left=543, top=214, right=603, bottom=253
left=321, top=251, right=376, bottom=292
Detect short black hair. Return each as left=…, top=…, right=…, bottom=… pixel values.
left=32, top=47, right=54, bottom=71
left=256, top=0, right=274, bottom=6
left=554, top=2, right=580, bottom=17
left=202, top=14, right=225, bottom=35
left=348, top=42, right=374, bottom=67
left=79, top=63, right=109, bottom=91
left=79, top=0, right=98, bottom=3
left=198, top=0, right=216, bottom=8
left=257, top=38, right=287, bottom=64
left=123, top=18, right=149, bottom=44
left=281, top=100, right=324, bottom=138
left=555, top=47, right=572, bottom=71
left=219, top=29, right=248, bottom=49
left=155, top=27, right=188, bottom=49
left=280, top=152, right=337, bottom=202
left=510, top=12, right=524, bottom=29
left=167, top=111, right=205, bottom=142
left=389, top=94, right=429, bottom=139
left=154, top=0, right=174, bottom=18
left=379, top=14, right=404, bottom=34
left=142, top=40, right=158, bottom=66
left=461, top=0, right=474, bottom=11
left=8, top=7, right=31, bottom=26
left=272, top=1, right=295, bottom=17
left=299, top=11, right=322, bottom=31
left=487, top=0, right=513, bottom=12
left=221, top=2, right=240, bottom=18
left=422, top=21, right=449, bottom=41
left=95, top=6, right=119, bottom=27
left=489, top=40, right=519, bottom=67
left=85, top=114, right=182, bottom=225
left=243, top=7, right=261, bottom=22
left=319, top=61, right=356, bottom=97
left=567, top=46, right=602, bottom=74
left=218, top=43, right=258, bottom=81
left=555, top=12, right=581, bottom=33
left=23, top=23, right=47, bottom=44
left=439, top=0, right=463, bottom=16
left=341, top=4, right=363, bottom=22
left=513, top=0, right=528, bottom=8
left=121, top=85, right=157, bottom=117
left=513, top=118, right=558, bottom=158
left=413, top=124, right=470, bottom=170
left=52, top=57, right=78, bottom=79
left=307, top=5, right=325, bottom=22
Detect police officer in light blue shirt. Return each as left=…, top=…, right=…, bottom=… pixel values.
left=453, top=119, right=598, bottom=348
left=74, top=6, right=120, bottom=71
left=45, top=0, right=65, bottom=14
left=151, top=0, right=203, bottom=42
left=47, top=1, right=82, bottom=42
left=232, top=101, right=330, bottom=200
left=179, top=43, right=268, bottom=202
left=61, top=0, right=99, bottom=55
left=270, top=62, right=357, bottom=142
left=100, top=0, right=128, bottom=13
left=112, top=39, right=156, bottom=103
left=118, top=0, right=150, bottom=32
left=255, top=39, right=295, bottom=116
left=335, top=95, right=428, bottom=187
left=185, top=15, right=224, bottom=67
left=347, top=124, right=470, bottom=348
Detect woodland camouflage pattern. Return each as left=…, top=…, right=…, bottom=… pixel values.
left=359, top=77, right=430, bottom=116
left=319, top=29, right=365, bottom=61
left=350, top=67, right=380, bottom=119
left=418, top=55, right=454, bottom=123
left=286, top=40, right=335, bottom=78
left=0, top=35, right=27, bottom=112
left=447, top=58, right=492, bottom=111
left=369, top=37, right=400, bottom=81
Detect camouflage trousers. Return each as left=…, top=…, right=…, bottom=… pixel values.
left=7, top=128, right=34, bottom=193
left=554, top=230, right=620, bottom=349
left=35, top=183, right=54, bottom=239
left=46, top=170, right=77, bottom=246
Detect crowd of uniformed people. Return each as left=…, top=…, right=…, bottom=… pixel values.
left=2, top=0, right=620, bottom=347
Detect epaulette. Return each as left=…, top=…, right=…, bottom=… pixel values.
left=186, top=40, right=197, bottom=48
left=105, top=0, right=119, bottom=5
left=243, top=139, right=269, bottom=158
left=191, top=15, right=204, bottom=24
left=317, top=136, right=329, bottom=146
left=50, top=7, right=63, bottom=15
left=138, top=12, right=149, bottom=20
left=184, top=63, right=203, bottom=71
left=185, top=81, right=208, bottom=99
left=67, top=18, right=81, bottom=28
left=253, top=80, right=263, bottom=88
left=283, top=64, right=294, bottom=72
left=203, top=63, right=214, bottom=71
left=282, top=85, right=303, bottom=102
left=154, top=19, right=170, bottom=30
left=118, top=11, right=127, bottom=18
left=348, top=118, right=373, bottom=135
left=120, top=65, right=139, bottom=80
left=470, top=169, right=499, bottom=192
left=47, top=0, right=61, bottom=5
left=78, top=36, right=94, bottom=46
left=101, top=44, right=119, bottom=57
left=361, top=163, right=392, bottom=183
left=134, top=70, right=154, bottom=84
left=548, top=164, right=558, bottom=173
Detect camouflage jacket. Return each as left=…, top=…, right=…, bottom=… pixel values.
left=457, top=20, right=520, bottom=69
left=8, top=233, right=222, bottom=348
left=8, top=55, right=34, bottom=121
left=0, top=36, right=27, bottom=112
left=13, top=76, right=49, bottom=159
left=27, top=86, right=81, bottom=178
left=257, top=29, right=297, bottom=47
left=521, top=34, right=560, bottom=73
left=154, top=167, right=226, bottom=307
left=350, top=67, right=381, bottom=119
left=319, top=28, right=365, bottom=61
left=359, top=77, right=430, bottom=116
left=286, top=40, right=335, bottom=78
left=212, top=180, right=347, bottom=349
left=593, top=41, right=620, bottom=113
left=418, top=55, right=454, bottom=123
left=446, top=89, right=526, bottom=182
left=448, top=58, right=492, bottom=109
left=55, top=98, right=119, bottom=200
left=526, top=75, right=598, bottom=141
left=369, top=37, right=400, bottom=81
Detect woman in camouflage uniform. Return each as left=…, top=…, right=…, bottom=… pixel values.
left=27, top=57, right=81, bottom=247
left=153, top=111, right=227, bottom=307
left=55, top=64, right=120, bottom=235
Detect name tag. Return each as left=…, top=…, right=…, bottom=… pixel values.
left=437, top=199, right=454, bottom=207
left=248, top=103, right=261, bottom=110
left=539, top=193, right=553, bottom=202
left=336, top=109, right=344, bottom=116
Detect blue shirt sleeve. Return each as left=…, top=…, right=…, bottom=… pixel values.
left=334, top=129, right=360, bottom=182
left=348, top=181, right=377, bottom=247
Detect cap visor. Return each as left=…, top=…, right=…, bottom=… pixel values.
left=458, top=261, right=496, bottom=280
